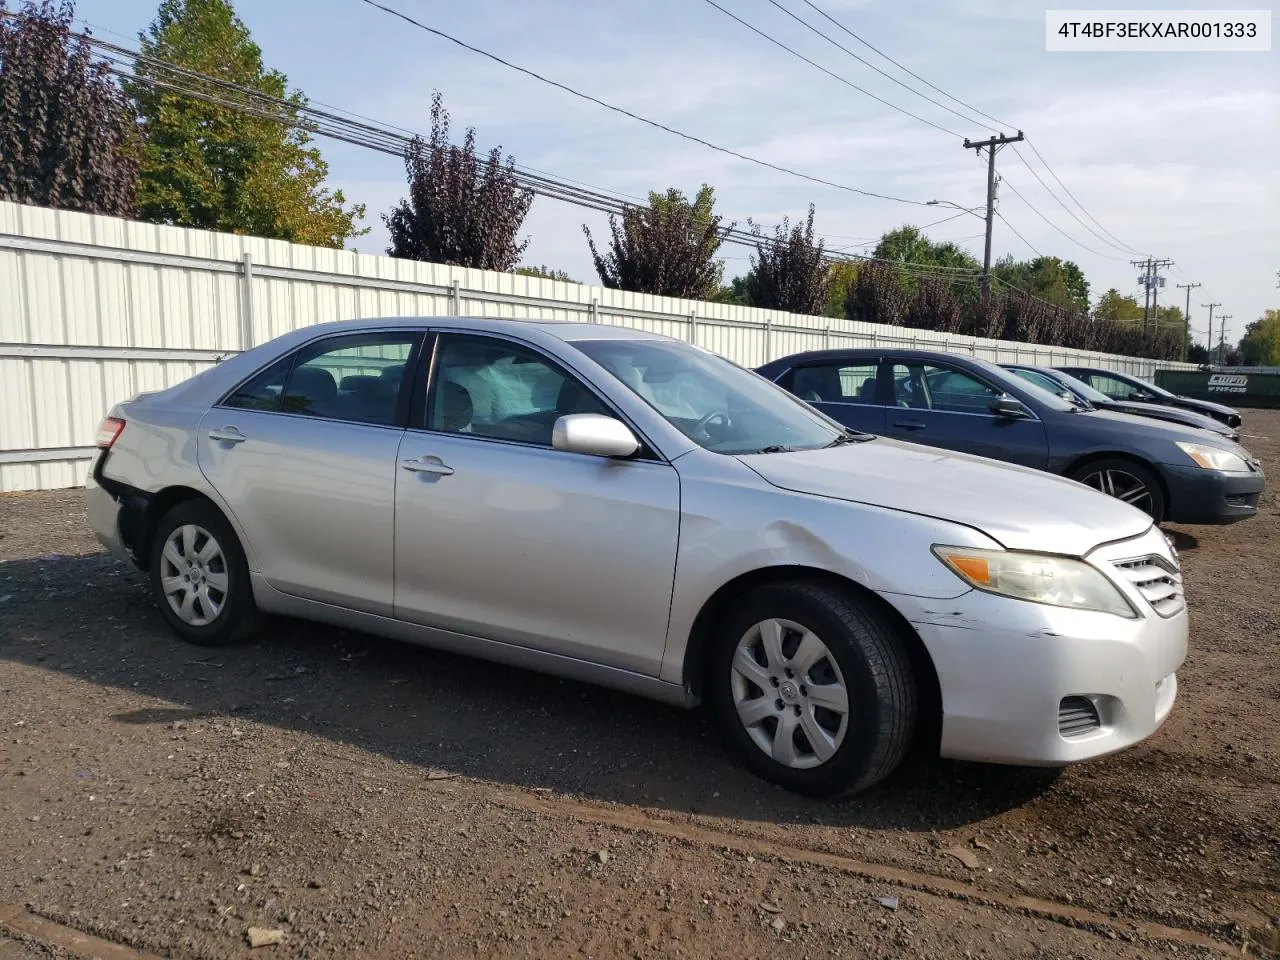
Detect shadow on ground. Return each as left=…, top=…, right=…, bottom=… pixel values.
left=0, top=552, right=1060, bottom=832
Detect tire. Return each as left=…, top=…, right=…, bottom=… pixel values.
left=149, top=499, right=260, bottom=647
left=1069, top=458, right=1166, bottom=521
left=708, top=580, right=916, bottom=797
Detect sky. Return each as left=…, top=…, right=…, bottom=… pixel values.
left=74, top=0, right=1278, bottom=348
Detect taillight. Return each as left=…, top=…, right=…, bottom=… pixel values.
left=96, top=417, right=126, bottom=449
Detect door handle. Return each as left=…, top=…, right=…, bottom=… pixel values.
left=892, top=420, right=926, bottom=431
left=400, top=456, right=454, bottom=477
left=208, top=427, right=247, bottom=443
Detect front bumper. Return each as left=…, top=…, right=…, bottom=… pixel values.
left=1161, top=462, right=1264, bottom=524
left=884, top=527, right=1188, bottom=766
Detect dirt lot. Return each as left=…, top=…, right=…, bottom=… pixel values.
left=2, top=413, right=1278, bottom=960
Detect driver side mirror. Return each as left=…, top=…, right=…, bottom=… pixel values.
left=1131, top=390, right=1153, bottom=402
left=990, top=394, right=1027, bottom=419
left=552, top=413, right=639, bottom=458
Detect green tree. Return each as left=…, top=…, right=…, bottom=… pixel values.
left=992, top=255, right=1089, bottom=311
left=712, top=275, right=749, bottom=306
left=0, top=0, right=138, bottom=215
left=515, top=265, right=575, bottom=282
left=1239, top=309, right=1280, bottom=366
left=744, top=204, right=830, bottom=315
left=584, top=184, right=729, bottom=299
left=1093, top=288, right=1145, bottom=324
left=824, top=261, right=857, bottom=318
left=873, top=225, right=979, bottom=271
left=128, top=0, right=364, bottom=246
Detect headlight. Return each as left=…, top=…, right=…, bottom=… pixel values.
left=1175, top=441, right=1249, bottom=472
left=932, top=546, right=1137, bottom=618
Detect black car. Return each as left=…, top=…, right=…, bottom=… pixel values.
left=1056, top=366, right=1242, bottom=429
left=1004, top=364, right=1240, bottom=442
left=756, top=348, right=1264, bottom=524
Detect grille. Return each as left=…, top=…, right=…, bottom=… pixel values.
left=1058, top=697, right=1101, bottom=738
left=1112, top=555, right=1185, bottom=618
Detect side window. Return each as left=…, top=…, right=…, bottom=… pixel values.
left=1013, top=369, right=1064, bottom=395
left=891, top=363, right=1000, bottom=414
left=281, top=333, right=418, bottom=425
left=428, top=335, right=611, bottom=446
left=791, top=363, right=880, bottom=404
left=1090, top=374, right=1131, bottom=399
left=223, top=356, right=293, bottom=411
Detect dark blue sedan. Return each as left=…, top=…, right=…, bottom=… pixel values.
left=756, top=348, right=1264, bottom=525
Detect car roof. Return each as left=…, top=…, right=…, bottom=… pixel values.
left=274, top=315, right=671, bottom=344
left=763, top=347, right=982, bottom=364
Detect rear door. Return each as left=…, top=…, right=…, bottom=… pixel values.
left=775, top=359, right=887, bottom=434
left=198, top=329, right=423, bottom=617
left=883, top=358, right=1049, bottom=468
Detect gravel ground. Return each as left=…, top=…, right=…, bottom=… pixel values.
left=2, top=412, right=1279, bottom=959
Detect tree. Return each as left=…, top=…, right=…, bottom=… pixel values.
left=712, top=275, right=749, bottom=306
left=128, top=0, right=363, bottom=247
left=584, top=184, right=729, bottom=300
left=873, top=225, right=979, bottom=271
left=743, top=204, right=830, bottom=315
left=825, top=261, right=857, bottom=318
left=1238, top=309, right=1280, bottom=366
left=0, top=0, right=138, bottom=216
left=1093, top=288, right=1145, bottom=324
left=992, top=255, right=1089, bottom=311
left=515, top=265, right=575, bottom=283
left=386, top=93, right=532, bottom=269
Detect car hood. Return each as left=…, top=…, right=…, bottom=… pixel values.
left=738, top=438, right=1153, bottom=556
left=1101, top=399, right=1235, bottom=437
left=1175, top=394, right=1240, bottom=417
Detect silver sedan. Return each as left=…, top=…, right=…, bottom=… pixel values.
left=87, top=317, right=1188, bottom=796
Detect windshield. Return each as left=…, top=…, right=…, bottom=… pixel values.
left=1011, top=367, right=1086, bottom=404
left=967, top=357, right=1078, bottom=412
left=1051, top=370, right=1112, bottom=404
left=572, top=338, right=845, bottom=454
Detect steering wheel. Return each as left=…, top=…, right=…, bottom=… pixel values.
left=694, top=410, right=732, bottom=438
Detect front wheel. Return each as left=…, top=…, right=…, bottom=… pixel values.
left=149, top=499, right=260, bottom=647
left=1069, top=458, right=1166, bottom=521
left=708, top=580, right=917, bottom=797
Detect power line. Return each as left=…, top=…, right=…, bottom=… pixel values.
left=753, top=0, right=994, bottom=132
left=1009, top=145, right=1144, bottom=257
left=354, top=0, right=936, bottom=207
left=999, top=176, right=1130, bottom=261
left=696, top=0, right=962, bottom=137
left=994, top=211, right=1043, bottom=257
left=1021, top=138, right=1148, bottom=257
left=795, top=0, right=1013, bottom=129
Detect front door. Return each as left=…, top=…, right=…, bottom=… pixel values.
left=393, top=332, right=681, bottom=677
left=882, top=360, right=1049, bottom=468
left=198, top=330, right=422, bottom=616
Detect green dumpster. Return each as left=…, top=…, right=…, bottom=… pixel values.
left=1154, top=368, right=1280, bottom=409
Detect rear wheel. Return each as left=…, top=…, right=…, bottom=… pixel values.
left=708, top=580, right=916, bottom=797
left=149, top=499, right=260, bottom=647
left=1069, top=458, right=1166, bottom=521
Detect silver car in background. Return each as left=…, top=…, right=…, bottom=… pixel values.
left=87, top=317, right=1188, bottom=796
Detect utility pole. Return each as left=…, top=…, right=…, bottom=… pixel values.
left=1202, top=301, right=1221, bottom=361
left=1217, top=315, right=1232, bottom=364
left=1176, top=281, right=1201, bottom=362
left=963, top=130, right=1024, bottom=302
left=1132, top=257, right=1174, bottom=335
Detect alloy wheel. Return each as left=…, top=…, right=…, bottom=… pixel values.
left=730, top=618, right=850, bottom=770
left=1079, top=468, right=1154, bottom=515
left=159, top=524, right=228, bottom=626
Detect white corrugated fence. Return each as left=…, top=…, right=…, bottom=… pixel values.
left=0, top=199, right=1195, bottom=492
